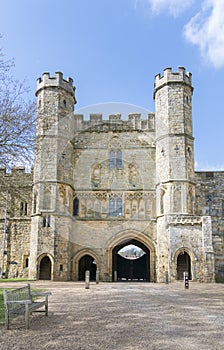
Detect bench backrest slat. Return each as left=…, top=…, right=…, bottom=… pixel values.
left=3, top=284, right=32, bottom=313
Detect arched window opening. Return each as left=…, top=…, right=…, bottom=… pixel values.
left=110, top=150, right=122, bottom=169
left=109, top=198, right=122, bottom=217
left=116, top=150, right=122, bottom=169
left=109, top=198, right=115, bottom=216
left=110, top=151, right=115, bottom=169
left=73, top=197, right=79, bottom=216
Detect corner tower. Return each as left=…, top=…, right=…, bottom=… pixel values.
left=154, top=67, right=198, bottom=282
left=29, top=72, right=76, bottom=280
left=154, top=67, right=195, bottom=216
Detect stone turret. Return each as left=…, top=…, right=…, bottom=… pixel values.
left=29, top=72, right=76, bottom=280
left=154, top=67, right=195, bottom=216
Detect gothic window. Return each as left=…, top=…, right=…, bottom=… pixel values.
left=43, top=215, right=51, bottom=227
left=23, top=255, right=29, bottom=268
left=110, top=151, right=115, bottom=169
left=116, top=150, right=122, bottom=169
left=73, top=197, right=79, bottom=216
left=109, top=198, right=115, bottom=216
left=109, top=198, right=122, bottom=217
left=109, top=150, right=122, bottom=169
left=20, top=202, right=28, bottom=216
left=63, top=99, right=67, bottom=108
left=43, top=215, right=46, bottom=227
left=117, top=198, right=122, bottom=216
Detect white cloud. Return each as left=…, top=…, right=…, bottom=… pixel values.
left=184, top=0, right=224, bottom=68
left=136, top=0, right=194, bottom=17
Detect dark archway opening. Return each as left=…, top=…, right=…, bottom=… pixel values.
left=78, top=255, right=96, bottom=281
left=39, top=256, right=51, bottom=280
left=112, top=239, right=150, bottom=282
left=177, top=252, right=191, bottom=280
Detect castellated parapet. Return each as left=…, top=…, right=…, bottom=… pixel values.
left=36, top=72, right=76, bottom=101
left=73, top=112, right=155, bottom=131
left=0, top=167, right=33, bottom=181
left=154, top=67, right=193, bottom=98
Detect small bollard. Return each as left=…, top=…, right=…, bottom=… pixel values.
left=114, top=270, right=117, bottom=282
left=85, top=270, right=90, bottom=289
left=184, top=272, right=189, bottom=289
left=165, top=271, right=169, bottom=284
left=96, top=270, right=99, bottom=284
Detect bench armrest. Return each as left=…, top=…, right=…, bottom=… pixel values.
left=6, top=300, right=32, bottom=304
left=31, top=292, right=52, bottom=296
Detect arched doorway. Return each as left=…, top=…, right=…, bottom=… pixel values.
left=177, top=252, right=191, bottom=280
left=78, top=254, right=97, bottom=281
left=39, top=256, right=51, bottom=280
left=112, top=239, right=150, bottom=281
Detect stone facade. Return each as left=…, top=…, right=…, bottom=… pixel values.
left=0, top=67, right=223, bottom=282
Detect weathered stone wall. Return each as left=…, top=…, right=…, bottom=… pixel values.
left=0, top=167, right=33, bottom=278
left=195, top=171, right=224, bottom=279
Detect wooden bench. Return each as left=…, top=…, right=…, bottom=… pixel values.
left=3, top=284, right=51, bottom=329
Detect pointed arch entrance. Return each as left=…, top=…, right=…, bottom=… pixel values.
left=39, top=256, right=52, bottom=280
left=113, top=239, right=150, bottom=281
left=177, top=252, right=191, bottom=280
left=78, top=254, right=97, bottom=281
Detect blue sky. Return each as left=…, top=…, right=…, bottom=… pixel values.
left=1, top=0, right=224, bottom=170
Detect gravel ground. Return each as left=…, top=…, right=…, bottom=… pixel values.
left=0, top=281, right=223, bottom=350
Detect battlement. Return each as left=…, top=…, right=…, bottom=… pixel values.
left=73, top=112, right=155, bottom=132
left=36, top=71, right=75, bottom=96
left=0, top=166, right=33, bottom=178
left=154, top=67, right=193, bottom=97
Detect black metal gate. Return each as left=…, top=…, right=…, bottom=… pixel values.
left=113, top=239, right=150, bottom=282
left=116, top=254, right=147, bottom=281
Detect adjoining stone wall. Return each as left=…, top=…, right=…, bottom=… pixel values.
left=195, top=171, right=224, bottom=279
left=0, top=167, right=33, bottom=278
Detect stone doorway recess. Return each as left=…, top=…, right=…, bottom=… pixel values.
left=112, top=239, right=150, bottom=281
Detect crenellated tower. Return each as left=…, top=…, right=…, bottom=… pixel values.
left=154, top=67, right=195, bottom=216
left=29, top=72, right=76, bottom=280
left=154, top=67, right=197, bottom=281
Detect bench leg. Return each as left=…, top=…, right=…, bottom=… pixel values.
left=25, top=303, right=29, bottom=329
left=45, top=303, right=48, bottom=316
left=5, top=311, right=9, bottom=330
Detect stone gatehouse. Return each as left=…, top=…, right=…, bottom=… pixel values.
left=0, top=67, right=224, bottom=282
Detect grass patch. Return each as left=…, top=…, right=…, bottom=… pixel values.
left=215, top=275, right=224, bottom=283
left=0, top=289, right=5, bottom=324
left=0, top=278, right=29, bottom=283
